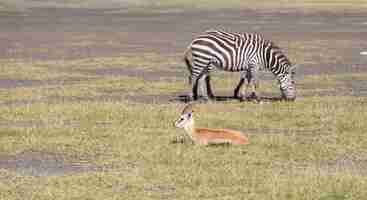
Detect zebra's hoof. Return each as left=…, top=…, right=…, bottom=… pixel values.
left=238, top=96, right=246, bottom=102
left=252, top=99, right=261, bottom=104
left=244, top=93, right=258, bottom=102
left=193, top=96, right=211, bottom=103
left=234, top=93, right=245, bottom=101
left=208, top=96, right=216, bottom=101
left=198, top=99, right=211, bottom=103
left=187, top=96, right=195, bottom=102
left=247, top=92, right=257, bottom=99
left=281, top=94, right=296, bottom=102
left=283, top=97, right=296, bottom=102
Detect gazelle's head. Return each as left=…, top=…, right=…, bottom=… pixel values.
left=175, top=104, right=194, bottom=129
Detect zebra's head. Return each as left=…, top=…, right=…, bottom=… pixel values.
left=279, top=65, right=297, bottom=101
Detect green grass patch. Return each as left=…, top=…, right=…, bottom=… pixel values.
left=1, top=55, right=367, bottom=199
left=0, top=53, right=180, bottom=79
left=1, top=97, right=367, bottom=199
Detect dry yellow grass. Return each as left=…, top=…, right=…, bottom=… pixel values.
left=1, top=53, right=367, bottom=199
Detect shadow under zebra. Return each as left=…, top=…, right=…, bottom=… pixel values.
left=170, top=95, right=284, bottom=103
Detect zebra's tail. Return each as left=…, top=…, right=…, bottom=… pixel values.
left=183, top=47, right=193, bottom=85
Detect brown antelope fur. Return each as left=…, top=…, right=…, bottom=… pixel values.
left=174, top=104, right=249, bottom=145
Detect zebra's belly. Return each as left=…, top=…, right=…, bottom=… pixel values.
left=216, top=63, right=246, bottom=72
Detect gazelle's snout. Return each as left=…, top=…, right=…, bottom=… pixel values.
left=174, top=112, right=193, bottom=129
left=174, top=116, right=185, bottom=128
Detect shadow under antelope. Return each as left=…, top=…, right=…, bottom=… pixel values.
left=174, top=104, right=249, bottom=146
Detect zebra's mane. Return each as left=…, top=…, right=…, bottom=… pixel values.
left=267, top=40, right=292, bottom=70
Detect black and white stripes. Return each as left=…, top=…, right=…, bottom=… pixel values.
left=184, top=29, right=296, bottom=101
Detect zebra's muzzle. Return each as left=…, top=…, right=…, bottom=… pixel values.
left=280, top=87, right=296, bottom=101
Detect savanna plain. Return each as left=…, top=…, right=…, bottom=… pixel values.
left=0, top=0, right=367, bottom=199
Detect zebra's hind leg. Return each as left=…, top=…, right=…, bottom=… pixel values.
left=234, top=78, right=246, bottom=101
left=188, top=76, right=199, bottom=101
left=247, top=66, right=260, bottom=102
left=234, top=71, right=248, bottom=102
left=205, top=75, right=215, bottom=100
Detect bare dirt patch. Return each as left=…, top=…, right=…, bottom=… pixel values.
left=1, top=7, right=366, bottom=69
left=82, top=67, right=182, bottom=82
left=344, top=80, right=367, bottom=97
left=321, top=153, right=367, bottom=176
left=0, top=79, right=43, bottom=89
left=0, top=151, right=104, bottom=176
left=0, top=120, right=44, bottom=128
left=0, top=77, right=87, bottom=89
left=125, top=93, right=183, bottom=104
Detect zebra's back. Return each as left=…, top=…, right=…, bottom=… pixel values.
left=189, top=30, right=268, bottom=72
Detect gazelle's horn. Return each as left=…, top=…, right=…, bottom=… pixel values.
left=182, top=103, right=195, bottom=114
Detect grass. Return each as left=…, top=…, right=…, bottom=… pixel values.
left=0, top=2, right=366, bottom=197
left=0, top=54, right=367, bottom=199
left=0, top=98, right=367, bottom=199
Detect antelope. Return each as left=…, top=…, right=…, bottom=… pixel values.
left=174, top=104, right=249, bottom=145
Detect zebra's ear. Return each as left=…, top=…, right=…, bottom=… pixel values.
left=290, top=64, right=299, bottom=73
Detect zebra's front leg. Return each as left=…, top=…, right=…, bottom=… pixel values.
left=189, top=74, right=210, bottom=102
left=205, top=75, right=215, bottom=100
left=198, top=74, right=211, bottom=102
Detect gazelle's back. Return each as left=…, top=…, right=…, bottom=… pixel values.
left=195, top=128, right=249, bottom=145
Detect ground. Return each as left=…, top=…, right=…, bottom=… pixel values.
left=0, top=0, right=367, bottom=199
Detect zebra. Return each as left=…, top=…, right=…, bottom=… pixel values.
left=183, top=29, right=296, bottom=102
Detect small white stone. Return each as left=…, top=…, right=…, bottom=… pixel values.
left=360, top=51, right=367, bottom=55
